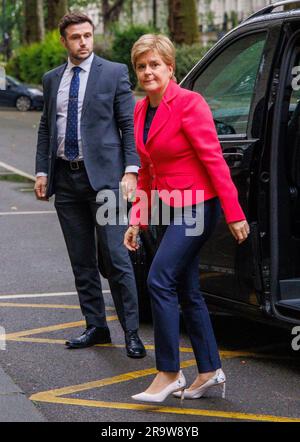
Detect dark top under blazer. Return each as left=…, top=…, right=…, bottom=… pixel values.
left=36, top=54, right=140, bottom=197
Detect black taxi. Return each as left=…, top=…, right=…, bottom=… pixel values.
left=132, top=0, right=300, bottom=327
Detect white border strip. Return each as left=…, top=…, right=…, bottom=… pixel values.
left=0, top=161, right=35, bottom=181
left=0, top=291, right=111, bottom=300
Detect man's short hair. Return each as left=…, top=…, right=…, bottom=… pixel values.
left=59, top=12, right=95, bottom=38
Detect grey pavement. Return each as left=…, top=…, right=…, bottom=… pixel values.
left=0, top=365, right=46, bottom=422
left=0, top=109, right=47, bottom=421
left=0, top=109, right=41, bottom=176
left=0, top=177, right=47, bottom=421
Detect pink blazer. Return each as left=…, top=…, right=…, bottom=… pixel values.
left=131, top=80, right=245, bottom=225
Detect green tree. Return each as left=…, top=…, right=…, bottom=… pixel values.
left=102, top=0, right=126, bottom=32
left=230, top=10, right=238, bottom=29
left=111, top=24, right=154, bottom=87
left=68, top=0, right=89, bottom=9
left=46, top=0, right=68, bottom=31
left=284, top=2, right=300, bottom=10
left=0, top=0, right=23, bottom=58
left=152, top=0, right=157, bottom=28
left=168, top=0, right=199, bottom=45
left=24, top=0, right=45, bottom=44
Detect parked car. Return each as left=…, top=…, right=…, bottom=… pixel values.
left=0, top=75, right=43, bottom=111
left=132, top=0, right=300, bottom=328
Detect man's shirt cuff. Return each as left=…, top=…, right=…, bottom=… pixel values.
left=125, top=165, right=139, bottom=174
left=36, top=172, right=48, bottom=177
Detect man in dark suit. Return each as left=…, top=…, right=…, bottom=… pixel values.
left=34, top=12, right=146, bottom=358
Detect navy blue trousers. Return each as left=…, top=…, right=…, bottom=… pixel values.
left=147, top=197, right=222, bottom=373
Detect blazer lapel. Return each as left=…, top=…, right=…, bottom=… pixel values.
left=145, top=80, right=180, bottom=147
left=145, top=100, right=171, bottom=146
left=135, top=97, right=149, bottom=153
left=81, top=55, right=103, bottom=119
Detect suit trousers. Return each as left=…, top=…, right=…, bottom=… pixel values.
left=147, top=197, right=222, bottom=373
left=54, top=159, right=139, bottom=331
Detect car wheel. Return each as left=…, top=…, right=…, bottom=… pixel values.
left=15, top=96, right=31, bottom=112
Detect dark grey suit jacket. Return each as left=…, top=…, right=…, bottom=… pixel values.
left=35, top=54, right=140, bottom=197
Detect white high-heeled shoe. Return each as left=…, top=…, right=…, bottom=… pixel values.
left=131, top=370, right=186, bottom=403
left=173, top=368, right=226, bottom=400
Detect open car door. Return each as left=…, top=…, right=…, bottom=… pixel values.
left=181, top=25, right=281, bottom=316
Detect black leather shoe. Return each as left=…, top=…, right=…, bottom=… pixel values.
left=125, top=330, right=146, bottom=359
left=65, top=326, right=111, bottom=349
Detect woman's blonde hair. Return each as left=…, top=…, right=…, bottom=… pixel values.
left=131, top=34, right=176, bottom=81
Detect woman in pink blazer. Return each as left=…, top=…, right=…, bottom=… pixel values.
left=124, top=34, right=250, bottom=403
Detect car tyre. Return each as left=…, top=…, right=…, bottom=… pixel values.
left=15, top=96, right=31, bottom=112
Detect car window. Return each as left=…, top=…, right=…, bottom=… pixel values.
left=5, top=78, right=12, bottom=88
left=6, top=75, right=21, bottom=86
left=193, top=33, right=266, bottom=136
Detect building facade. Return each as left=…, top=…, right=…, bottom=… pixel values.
left=84, top=0, right=278, bottom=35
left=199, top=0, right=277, bottom=31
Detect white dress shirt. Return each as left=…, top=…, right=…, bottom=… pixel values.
left=37, top=52, right=138, bottom=176
left=56, top=53, right=94, bottom=161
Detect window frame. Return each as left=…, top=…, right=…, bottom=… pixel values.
left=182, top=27, right=269, bottom=141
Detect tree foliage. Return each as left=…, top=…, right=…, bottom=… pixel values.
left=0, top=0, right=23, bottom=58
left=24, top=0, right=45, bottom=44
left=46, top=0, right=68, bottom=31
left=7, top=30, right=67, bottom=83
left=111, top=24, right=154, bottom=87
left=168, top=0, right=199, bottom=45
left=102, top=0, right=126, bottom=32
left=284, top=2, right=300, bottom=10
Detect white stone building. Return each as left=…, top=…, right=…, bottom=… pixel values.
left=83, top=0, right=279, bottom=35
left=199, top=0, right=277, bottom=31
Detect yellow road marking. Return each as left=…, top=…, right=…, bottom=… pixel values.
left=0, top=161, right=35, bottom=181
left=1, top=324, right=264, bottom=360
left=0, top=302, right=115, bottom=311
left=29, top=396, right=300, bottom=422
left=3, top=314, right=298, bottom=420
left=5, top=337, right=136, bottom=348
left=4, top=321, right=86, bottom=338
left=3, top=316, right=118, bottom=339
left=30, top=362, right=300, bottom=422
left=2, top=330, right=290, bottom=362
left=1, top=321, right=292, bottom=361
left=0, top=302, right=80, bottom=309
left=1, top=335, right=193, bottom=354
left=1, top=319, right=295, bottom=364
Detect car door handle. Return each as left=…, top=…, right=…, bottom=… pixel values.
left=223, top=150, right=244, bottom=168
left=223, top=152, right=244, bottom=159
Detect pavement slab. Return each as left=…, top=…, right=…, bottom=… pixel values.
left=0, top=365, right=46, bottom=422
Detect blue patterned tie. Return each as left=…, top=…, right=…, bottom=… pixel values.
left=65, top=66, right=81, bottom=161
